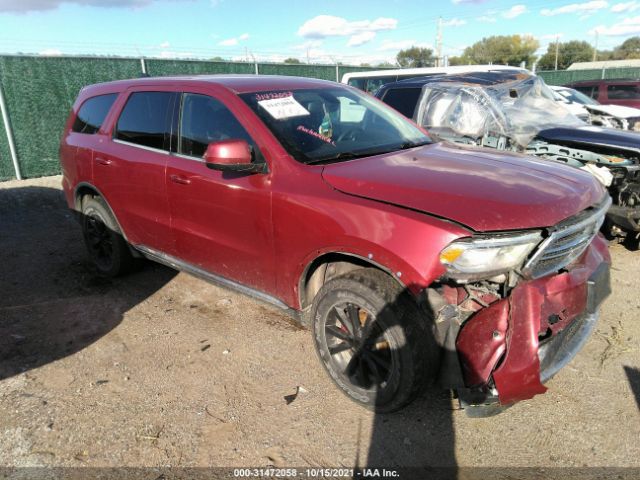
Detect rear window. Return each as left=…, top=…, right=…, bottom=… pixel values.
left=114, top=91, right=177, bottom=151
left=72, top=93, right=117, bottom=134
left=607, top=84, right=640, bottom=100
left=381, top=87, right=422, bottom=119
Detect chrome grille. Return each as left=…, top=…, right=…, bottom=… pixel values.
left=523, top=196, right=611, bottom=279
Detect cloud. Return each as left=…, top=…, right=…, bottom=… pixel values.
left=347, top=31, right=376, bottom=47
left=297, top=15, right=397, bottom=39
left=611, top=1, right=640, bottom=12
left=218, top=38, right=238, bottom=46
left=39, top=48, right=62, bottom=56
left=378, top=40, right=433, bottom=51
left=442, top=18, right=466, bottom=27
left=218, top=33, right=250, bottom=47
left=298, top=15, right=397, bottom=50
left=503, top=4, right=527, bottom=18
left=159, top=41, right=170, bottom=48
left=0, top=0, right=193, bottom=13
left=541, top=1, right=608, bottom=16
left=477, top=15, right=497, bottom=22
left=591, top=15, right=640, bottom=35
left=539, top=33, right=564, bottom=40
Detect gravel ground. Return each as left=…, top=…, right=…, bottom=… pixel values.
left=0, top=176, right=639, bottom=477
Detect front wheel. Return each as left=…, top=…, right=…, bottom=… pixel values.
left=310, top=268, right=437, bottom=413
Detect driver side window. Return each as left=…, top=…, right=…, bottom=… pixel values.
left=179, top=93, right=263, bottom=162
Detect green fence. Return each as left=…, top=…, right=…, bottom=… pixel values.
left=0, top=55, right=376, bottom=180
left=538, top=67, right=640, bottom=85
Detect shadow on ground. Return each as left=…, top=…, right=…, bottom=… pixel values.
left=0, top=185, right=176, bottom=381
left=624, top=366, right=640, bottom=412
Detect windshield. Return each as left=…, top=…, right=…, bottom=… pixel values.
left=416, top=75, right=585, bottom=148
left=555, top=87, right=600, bottom=106
left=239, top=87, right=431, bottom=164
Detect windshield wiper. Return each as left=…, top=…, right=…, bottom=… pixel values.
left=305, top=150, right=381, bottom=165
left=398, top=140, right=432, bottom=150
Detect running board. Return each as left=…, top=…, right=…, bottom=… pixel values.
left=135, top=245, right=300, bottom=319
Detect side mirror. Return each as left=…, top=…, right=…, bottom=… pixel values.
left=204, top=139, right=266, bottom=173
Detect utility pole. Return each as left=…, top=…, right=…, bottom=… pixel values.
left=306, top=47, right=310, bottom=65
left=593, top=31, right=599, bottom=62
left=436, top=17, right=443, bottom=67
left=554, top=35, right=559, bottom=70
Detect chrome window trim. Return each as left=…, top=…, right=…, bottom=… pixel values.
left=112, top=138, right=170, bottom=155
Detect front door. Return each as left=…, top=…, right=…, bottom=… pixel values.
left=166, top=92, right=275, bottom=294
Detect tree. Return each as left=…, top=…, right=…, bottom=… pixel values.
left=537, top=40, right=594, bottom=71
left=396, top=46, right=434, bottom=68
left=613, top=36, right=640, bottom=59
left=376, top=61, right=395, bottom=68
left=283, top=57, right=302, bottom=64
left=448, top=56, right=467, bottom=66
left=460, top=35, right=539, bottom=68
left=210, top=56, right=225, bottom=62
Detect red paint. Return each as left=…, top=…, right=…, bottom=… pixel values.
left=60, top=75, right=611, bottom=408
left=456, top=299, right=509, bottom=387
left=204, top=139, right=252, bottom=166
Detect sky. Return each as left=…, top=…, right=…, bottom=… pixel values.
left=0, top=0, right=638, bottom=65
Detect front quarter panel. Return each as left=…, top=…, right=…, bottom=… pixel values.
left=270, top=163, right=471, bottom=308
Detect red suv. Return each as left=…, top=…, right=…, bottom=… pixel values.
left=60, top=75, right=611, bottom=415
left=566, top=79, right=640, bottom=109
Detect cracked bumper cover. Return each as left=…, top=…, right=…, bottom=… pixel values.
left=456, top=233, right=611, bottom=406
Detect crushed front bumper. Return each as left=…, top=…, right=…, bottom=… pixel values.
left=456, top=234, right=611, bottom=416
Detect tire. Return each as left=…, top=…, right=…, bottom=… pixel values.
left=310, top=268, right=437, bottom=413
left=81, top=195, right=134, bottom=277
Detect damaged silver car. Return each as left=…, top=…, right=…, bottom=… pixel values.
left=376, top=70, right=640, bottom=246
left=551, top=85, right=640, bottom=132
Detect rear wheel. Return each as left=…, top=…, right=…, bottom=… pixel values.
left=81, top=196, right=134, bottom=277
left=310, top=268, right=437, bottom=413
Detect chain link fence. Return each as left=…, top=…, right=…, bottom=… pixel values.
left=0, top=55, right=375, bottom=180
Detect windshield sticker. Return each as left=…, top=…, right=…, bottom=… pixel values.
left=297, top=125, right=336, bottom=146
left=257, top=96, right=309, bottom=120
left=255, top=91, right=293, bottom=101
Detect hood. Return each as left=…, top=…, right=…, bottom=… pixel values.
left=536, top=125, right=640, bottom=154
left=584, top=104, right=640, bottom=120
left=321, top=142, right=604, bottom=232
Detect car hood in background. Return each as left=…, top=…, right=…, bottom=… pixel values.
left=585, top=104, right=640, bottom=119
left=536, top=125, right=640, bottom=154
left=321, top=142, right=604, bottom=232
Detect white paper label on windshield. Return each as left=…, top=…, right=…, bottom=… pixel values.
left=258, top=96, right=309, bottom=120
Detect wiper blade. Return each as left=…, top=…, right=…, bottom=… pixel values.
left=305, top=150, right=377, bottom=165
left=398, top=140, right=431, bottom=150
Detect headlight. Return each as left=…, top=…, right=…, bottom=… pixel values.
left=439, top=231, right=542, bottom=282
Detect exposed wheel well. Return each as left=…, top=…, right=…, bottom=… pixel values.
left=299, top=252, right=403, bottom=310
left=74, top=184, right=100, bottom=210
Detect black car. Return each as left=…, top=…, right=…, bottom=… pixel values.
left=376, top=71, right=640, bottom=244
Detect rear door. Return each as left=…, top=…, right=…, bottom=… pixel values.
left=61, top=93, right=119, bottom=190
left=95, top=87, right=179, bottom=253
left=166, top=89, right=275, bottom=293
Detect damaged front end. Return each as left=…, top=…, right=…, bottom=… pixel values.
left=425, top=197, right=612, bottom=416
left=415, top=75, right=640, bottom=238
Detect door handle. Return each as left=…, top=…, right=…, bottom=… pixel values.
left=95, top=157, right=112, bottom=166
left=170, top=174, right=191, bottom=185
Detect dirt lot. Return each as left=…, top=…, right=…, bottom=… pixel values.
left=0, top=176, right=639, bottom=476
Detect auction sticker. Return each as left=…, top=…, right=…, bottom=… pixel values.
left=258, top=96, right=309, bottom=120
